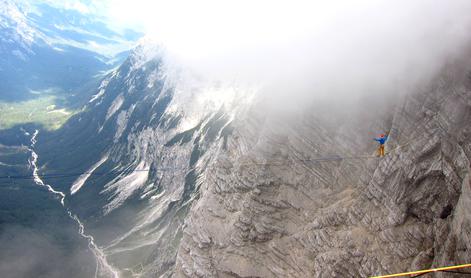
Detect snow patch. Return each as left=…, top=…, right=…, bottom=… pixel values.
left=70, top=155, right=109, bottom=195
left=106, top=94, right=124, bottom=121
left=89, top=88, right=106, bottom=103
left=128, top=37, right=162, bottom=71
left=102, top=161, right=149, bottom=214
left=90, top=76, right=112, bottom=103
left=147, top=69, right=160, bottom=88
left=114, top=105, right=135, bottom=142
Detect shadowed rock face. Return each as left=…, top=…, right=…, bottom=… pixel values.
left=175, top=60, right=471, bottom=277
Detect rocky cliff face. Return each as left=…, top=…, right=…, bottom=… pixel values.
left=35, top=42, right=471, bottom=278
left=175, top=60, right=471, bottom=277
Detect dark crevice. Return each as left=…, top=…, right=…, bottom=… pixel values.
left=439, top=204, right=453, bottom=219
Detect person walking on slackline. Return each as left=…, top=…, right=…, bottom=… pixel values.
left=374, top=133, right=389, bottom=157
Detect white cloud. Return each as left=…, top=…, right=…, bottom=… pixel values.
left=90, top=0, right=471, bottom=74
left=28, top=0, right=471, bottom=102
left=63, top=1, right=91, bottom=14
left=32, top=0, right=94, bottom=14
left=127, top=0, right=471, bottom=99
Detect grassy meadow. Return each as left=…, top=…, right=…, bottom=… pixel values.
left=0, top=91, right=75, bottom=130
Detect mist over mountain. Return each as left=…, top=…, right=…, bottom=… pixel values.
left=1, top=1, right=471, bottom=278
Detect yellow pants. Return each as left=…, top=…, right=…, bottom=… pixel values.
left=378, top=145, right=385, bottom=157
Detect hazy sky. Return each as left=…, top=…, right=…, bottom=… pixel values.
left=88, top=0, right=471, bottom=84
left=37, top=0, right=471, bottom=105
left=39, top=1, right=471, bottom=62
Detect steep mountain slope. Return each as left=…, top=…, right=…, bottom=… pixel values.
left=176, top=61, right=471, bottom=277
left=36, top=43, right=239, bottom=277
left=33, top=41, right=471, bottom=278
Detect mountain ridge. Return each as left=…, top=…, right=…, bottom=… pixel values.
left=27, top=41, right=471, bottom=277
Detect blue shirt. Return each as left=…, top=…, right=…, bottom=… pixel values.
left=374, top=135, right=388, bottom=145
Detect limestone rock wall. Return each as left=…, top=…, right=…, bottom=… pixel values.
left=175, top=64, right=471, bottom=277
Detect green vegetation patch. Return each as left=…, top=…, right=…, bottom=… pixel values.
left=0, top=95, right=75, bottom=130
